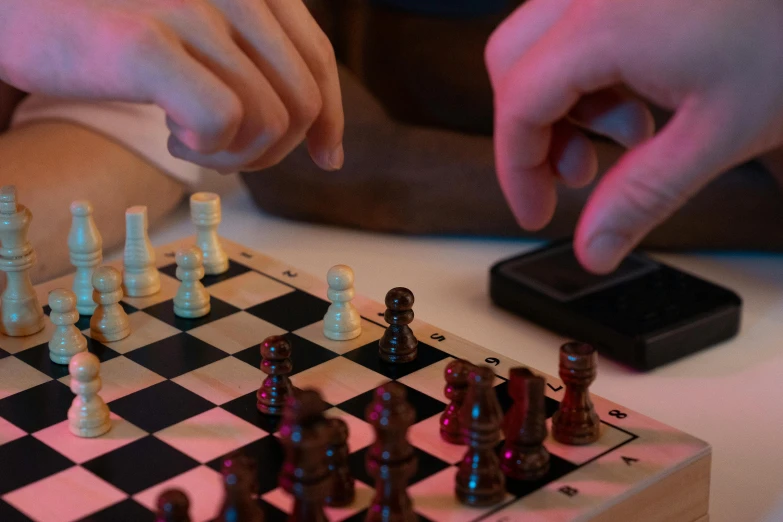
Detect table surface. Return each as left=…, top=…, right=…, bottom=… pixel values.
left=142, top=175, right=783, bottom=522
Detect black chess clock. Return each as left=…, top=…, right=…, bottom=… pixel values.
left=490, top=240, right=742, bottom=371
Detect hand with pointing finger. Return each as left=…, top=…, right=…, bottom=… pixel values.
left=486, top=0, right=783, bottom=273
left=0, top=0, right=344, bottom=173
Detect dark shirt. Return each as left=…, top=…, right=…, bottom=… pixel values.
left=371, top=0, right=509, bottom=17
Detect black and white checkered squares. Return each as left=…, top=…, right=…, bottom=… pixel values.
left=0, top=239, right=673, bottom=522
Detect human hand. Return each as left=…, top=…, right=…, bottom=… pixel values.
left=485, top=0, right=783, bottom=272
left=0, top=0, right=343, bottom=173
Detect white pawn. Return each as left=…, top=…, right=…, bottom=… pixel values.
left=90, top=266, right=131, bottom=342
left=68, top=352, right=111, bottom=438
left=190, top=192, right=229, bottom=275
left=173, top=247, right=211, bottom=318
left=323, top=265, right=362, bottom=341
left=68, top=200, right=103, bottom=315
left=48, top=289, right=87, bottom=364
left=123, top=206, right=160, bottom=297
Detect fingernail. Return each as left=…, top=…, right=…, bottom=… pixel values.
left=320, top=143, right=344, bottom=170
left=586, top=233, right=630, bottom=273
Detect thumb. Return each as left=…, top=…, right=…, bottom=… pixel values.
left=574, top=96, right=736, bottom=273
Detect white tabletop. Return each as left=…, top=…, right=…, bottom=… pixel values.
left=146, top=174, right=783, bottom=522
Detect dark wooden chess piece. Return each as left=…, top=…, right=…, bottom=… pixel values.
left=552, top=342, right=601, bottom=445
left=500, top=367, right=550, bottom=481
left=455, top=365, right=505, bottom=507
left=378, top=287, right=418, bottom=363
left=215, top=451, right=264, bottom=522
left=155, top=488, right=191, bottom=522
left=279, top=388, right=331, bottom=522
left=365, top=382, right=418, bottom=522
left=325, top=417, right=355, bottom=507
left=440, top=359, right=474, bottom=444
left=257, top=335, right=293, bottom=415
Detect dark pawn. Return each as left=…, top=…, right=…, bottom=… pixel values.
left=378, top=288, right=418, bottom=363
left=279, top=389, right=331, bottom=522
left=365, top=382, right=417, bottom=522
left=326, top=417, right=355, bottom=507
left=440, top=359, right=474, bottom=444
left=257, top=335, right=293, bottom=415
left=155, top=488, right=190, bottom=522
left=215, top=451, right=264, bottom=522
left=500, top=367, right=550, bottom=481
left=455, top=365, right=505, bottom=507
left=552, top=342, right=601, bottom=445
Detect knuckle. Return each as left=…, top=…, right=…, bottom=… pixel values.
left=164, top=0, right=217, bottom=21
left=292, top=88, right=323, bottom=130
left=112, top=15, right=170, bottom=56
left=309, top=34, right=338, bottom=79
left=264, top=108, right=290, bottom=144
left=484, top=28, right=504, bottom=76
left=619, top=174, right=684, bottom=223
left=483, top=15, right=517, bottom=82
left=214, top=96, right=244, bottom=135
left=196, top=94, right=243, bottom=149
left=186, top=0, right=231, bottom=35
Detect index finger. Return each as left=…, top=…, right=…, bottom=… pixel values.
left=266, top=0, right=345, bottom=170
left=493, top=14, right=618, bottom=229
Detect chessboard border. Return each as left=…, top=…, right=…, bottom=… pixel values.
left=24, top=235, right=711, bottom=522
left=211, top=237, right=711, bottom=522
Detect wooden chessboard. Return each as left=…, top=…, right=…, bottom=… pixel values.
left=0, top=236, right=710, bottom=522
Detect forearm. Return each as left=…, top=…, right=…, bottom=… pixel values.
left=0, top=121, right=186, bottom=283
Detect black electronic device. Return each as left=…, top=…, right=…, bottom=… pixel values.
left=489, top=240, right=742, bottom=370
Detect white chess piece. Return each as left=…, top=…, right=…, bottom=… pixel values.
left=90, top=266, right=131, bottom=342
left=68, top=200, right=103, bottom=315
left=0, top=185, right=45, bottom=336
left=323, top=265, right=362, bottom=341
left=173, top=247, right=211, bottom=318
left=68, top=351, right=111, bottom=437
left=48, top=289, right=87, bottom=364
left=190, top=192, right=229, bottom=275
left=123, top=206, right=160, bottom=297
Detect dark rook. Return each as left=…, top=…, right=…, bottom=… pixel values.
left=500, top=367, right=550, bottom=480
left=552, top=342, right=601, bottom=445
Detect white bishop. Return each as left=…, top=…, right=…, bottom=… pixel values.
left=68, top=200, right=102, bottom=315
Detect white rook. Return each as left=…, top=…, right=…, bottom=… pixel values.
left=0, top=185, right=45, bottom=336
left=190, top=192, right=228, bottom=275
left=123, top=206, right=160, bottom=297
left=68, top=200, right=103, bottom=315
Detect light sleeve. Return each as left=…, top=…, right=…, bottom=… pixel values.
left=10, top=94, right=215, bottom=187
